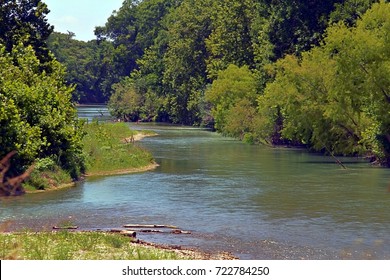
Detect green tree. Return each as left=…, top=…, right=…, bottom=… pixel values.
left=261, top=0, right=344, bottom=59
left=0, top=0, right=53, bottom=67
left=259, top=1, right=390, bottom=164
left=94, top=0, right=178, bottom=102
left=47, top=32, right=101, bottom=102
left=206, top=65, right=258, bottom=133
left=330, top=0, right=378, bottom=26
left=108, top=77, right=143, bottom=122
left=205, top=0, right=258, bottom=78
left=0, top=44, right=84, bottom=178
left=161, top=0, right=213, bottom=124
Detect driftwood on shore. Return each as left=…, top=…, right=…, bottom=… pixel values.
left=49, top=224, right=190, bottom=237
left=109, top=229, right=137, bottom=238
left=123, top=224, right=178, bottom=229
left=53, top=226, right=78, bottom=230
left=122, top=224, right=191, bottom=235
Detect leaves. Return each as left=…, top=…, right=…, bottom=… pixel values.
left=259, top=1, right=390, bottom=163
left=0, top=0, right=54, bottom=67
left=206, top=65, right=258, bottom=132
left=0, top=44, right=84, bottom=177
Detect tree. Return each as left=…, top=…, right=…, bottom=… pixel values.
left=93, top=0, right=178, bottom=102
left=47, top=32, right=101, bottom=102
left=259, top=1, right=390, bottom=164
left=261, top=0, right=344, bottom=59
left=108, top=77, right=143, bottom=122
left=0, top=0, right=53, bottom=67
left=330, top=0, right=378, bottom=26
left=205, top=0, right=258, bottom=78
left=0, top=44, right=85, bottom=178
left=161, top=0, right=213, bottom=124
left=326, top=0, right=390, bottom=164
left=206, top=65, right=258, bottom=133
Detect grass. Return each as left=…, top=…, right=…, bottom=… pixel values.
left=83, top=121, right=155, bottom=175
left=23, top=166, right=73, bottom=192
left=13, top=123, right=169, bottom=260
left=0, top=231, right=186, bottom=260
left=22, top=122, right=156, bottom=191
left=22, top=157, right=74, bottom=192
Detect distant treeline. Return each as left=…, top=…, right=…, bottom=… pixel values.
left=47, top=0, right=390, bottom=165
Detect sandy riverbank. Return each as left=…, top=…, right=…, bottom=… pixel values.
left=84, top=162, right=159, bottom=177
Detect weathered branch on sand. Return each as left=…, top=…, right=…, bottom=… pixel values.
left=123, top=224, right=178, bottom=229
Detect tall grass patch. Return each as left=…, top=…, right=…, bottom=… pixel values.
left=83, top=122, right=155, bottom=175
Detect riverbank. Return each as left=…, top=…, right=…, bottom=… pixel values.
left=85, top=162, right=159, bottom=177
left=0, top=230, right=236, bottom=260
left=23, top=123, right=157, bottom=193
left=83, top=122, right=157, bottom=176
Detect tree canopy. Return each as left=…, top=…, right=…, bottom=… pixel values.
left=0, top=1, right=84, bottom=179
left=259, top=0, right=390, bottom=164
left=0, top=0, right=53, bottom=67
left=44, top=0, right=390, bottom=165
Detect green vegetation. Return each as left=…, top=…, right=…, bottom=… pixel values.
left=83, top=122, right=155, bottom=176
left=205, top=65, right=259, bottom=138
left=0, top=0, right=53, bottom=68
left=97, top=0, right=389, bottom=165
left=258, top=1, right=390, bottom=165
left=0, top=231, right=185, bottom=260
left=21, top=122, right=155, bottom=191
left=0, top=0, right=85, bottom=186
left=3, top=0, right=382, bottom=166
left=23, top=158, right=73, bottom=192
left=46, top=32, right=103, bottom=103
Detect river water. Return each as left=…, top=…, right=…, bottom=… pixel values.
left=1, top=106, right=390, bottom=259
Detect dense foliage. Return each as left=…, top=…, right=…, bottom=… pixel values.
left=0, top=44, right=85, bottom=178
left=46, top=32, right=111, bottom=103
left=0, top=0, right=54, bottom=68
left=45, top=0, right=390, bottom=165
left=259, top=1, right=390, bottom=165
left=0, top=0, right=85, bottom=179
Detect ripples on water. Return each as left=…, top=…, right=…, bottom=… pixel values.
left=1, top=115, right=390, bottom=259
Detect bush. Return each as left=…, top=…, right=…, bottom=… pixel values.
left=0, top=44, right=85, bottom=179
left=23, top=158, right=72, bottom=191
left=35, top=158, right=57, bottom=172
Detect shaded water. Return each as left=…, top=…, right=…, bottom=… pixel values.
left=1, top=108, right=390, bottom=259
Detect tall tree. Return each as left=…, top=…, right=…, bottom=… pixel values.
left=94, top=0, right=178, bottom=99
left=259, top=1, right=390, bottom=164
left=47, top=32, right=102, bottom=102
left=0, top=44, right=85, bottom=178
left=0, top=0, right=53, bottom=66
left=205, top=0, right=258, bottom=78
left=161, top=0, right=213, bottom=124
left=205, top=65, right=258, bottom=133
left=262, top=0, right=344, bottom=59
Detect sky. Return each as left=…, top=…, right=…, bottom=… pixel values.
left=43, top=0, right=124, bottom=41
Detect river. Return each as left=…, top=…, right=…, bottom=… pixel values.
left=1, top=106, right=390, bottom=259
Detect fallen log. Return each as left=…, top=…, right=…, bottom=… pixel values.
left=138, top=229, right=164, bottom=233
left=123, top=224, right=178, bottom=229
left=53, top=226, right=78, bottom=230
left=109, top=229, right=137, bottom=238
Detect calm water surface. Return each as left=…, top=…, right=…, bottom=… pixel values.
left=1, top=108, right=390, bottom=259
